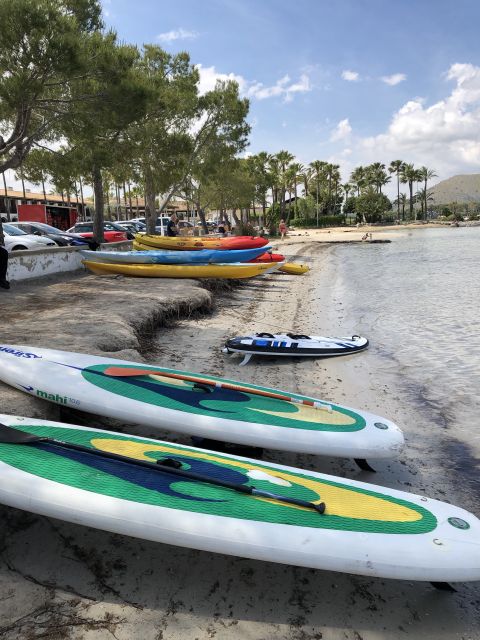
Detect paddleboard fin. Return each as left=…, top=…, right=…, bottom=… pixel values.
left=240, top=353, right=253, bottom=366
left=431, top=582, right=456, bottom=592
left=354, top=458, right=376, bottom=473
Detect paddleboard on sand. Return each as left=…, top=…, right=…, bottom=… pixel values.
left=224, top=333, right=369, bottom=365
left=0, top=345, right=403, bottom=460
left=0, top=414, right=478, bottom=583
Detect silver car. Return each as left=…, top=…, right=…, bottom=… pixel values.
left=2, top=223, right=56, bottom=252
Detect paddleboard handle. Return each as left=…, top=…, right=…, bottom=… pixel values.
left=0, top=424, right=327, bottom=516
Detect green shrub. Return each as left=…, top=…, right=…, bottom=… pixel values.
left=290, top=215, right=345, bottom=228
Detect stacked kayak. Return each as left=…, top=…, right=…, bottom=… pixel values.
left=0, top=414, right=478, bottom=582
left=80, top=247, right=270, bottom=265
left=137, top=234, right=269, bottom=251
left=82, top=261, right=278, bottom=279
left=0, top=345, right=403, bottom=460
left=224, top=333, right=369, bottom=365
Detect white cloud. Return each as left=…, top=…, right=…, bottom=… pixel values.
left=342, top=70, right=360, bottom=82
left=381, top=73, right=406, bottom=86
left=157, top=28, right=199, bottom=44
left=196, top=64, right=248, bottom=95
left=330, top=118, right=352, bottom=142
left=196, top=65, right=311, bottom=102
left=346, top=63, right=480, bottom=187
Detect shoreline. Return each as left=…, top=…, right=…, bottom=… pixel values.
left=0, top=238, right=478, bottom=638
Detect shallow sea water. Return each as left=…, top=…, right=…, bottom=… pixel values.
left=322, top=226, right=480, bottom=503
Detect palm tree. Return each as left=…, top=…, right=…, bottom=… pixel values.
left=274, top=150, right=295, bottom=218
left=367, top=162, right=391, bottom=194
left=350, top=166, right=367, bottom=196
left=325, top=163, right=341, bottom=214
left=400, top=163, right=418, bottom=220
left=389, top=160, right=405, bottom=220
left=287, top=162, right=304, bottom=221
left=418, top=166, right=437, bottom=220
left=309, top=160, right=328, bottom=226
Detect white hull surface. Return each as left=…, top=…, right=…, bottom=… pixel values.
left=0, top=415, right=478, bottom=582
left=0, top=345, right=403, bottom=459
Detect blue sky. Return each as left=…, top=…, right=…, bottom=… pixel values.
left=9, top=0, right=480, bottom=197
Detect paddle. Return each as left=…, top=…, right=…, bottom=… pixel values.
left=0, top=423, right=326, bottom=515
left=101, top=366, right=333, bottom=412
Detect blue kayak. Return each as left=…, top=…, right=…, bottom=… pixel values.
left=79, top=246, right=271, bottom=265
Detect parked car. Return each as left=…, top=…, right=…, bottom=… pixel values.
left=116, top=220, right=146, bottom=234
left=9, top=222, right=92, bottom=247
left=129, top=216, right=170, bottom=232
left=2, top=223, right=56, bottom=252
left=67, top=222, right=128, bottom=243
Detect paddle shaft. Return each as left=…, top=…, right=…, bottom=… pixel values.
left=0, top=425, right=325, bottom=514
left=102, top=367, right=331, bottom=411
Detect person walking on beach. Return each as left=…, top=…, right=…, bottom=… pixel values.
left=166, top=213, right=178, bottom=237
left=0, top=244, right=10, bottom=289
left=279, top=219, right=287, bottom=240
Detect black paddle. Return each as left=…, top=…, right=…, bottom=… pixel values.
left=0, top=423, right=326, bottom=515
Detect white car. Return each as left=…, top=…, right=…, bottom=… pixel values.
left=2, top=223, right=56, bottom=252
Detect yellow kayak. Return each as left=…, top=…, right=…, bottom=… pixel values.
left=82, top=260, right=278, bottom=279
left=278, top=263, right=310, bottom=275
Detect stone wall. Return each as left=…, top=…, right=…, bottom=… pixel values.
left=7, top=241, right=132, bottom=282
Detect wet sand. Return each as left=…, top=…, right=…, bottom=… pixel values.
left=0, top=235, right=478, bottom=639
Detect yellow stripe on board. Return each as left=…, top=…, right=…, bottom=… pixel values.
left=250, top=404, right=357, bottom=426
left=91, top=439, right=421, bottom=523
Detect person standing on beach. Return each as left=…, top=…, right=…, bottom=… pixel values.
left=166, top=213, right=178, bottom=237
left=0, top=244, right=10, bottom=289
left=279, top=219, right=287, bottom=239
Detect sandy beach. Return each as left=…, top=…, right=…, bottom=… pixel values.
left=0, top=229, right=478, bottom=639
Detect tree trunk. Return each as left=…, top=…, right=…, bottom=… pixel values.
left=92, top=164, right=105, bottom=245
left=145, top=171, right=157, bottom=235
left=197, top=204, right=208, bottom=234
left=127, top=182, right=133, bottom=219
left=2, top=173, right=10, bottom=222
left=79, top=176, right=85, bottom=220
left=122, top=182, right=128, bottom=220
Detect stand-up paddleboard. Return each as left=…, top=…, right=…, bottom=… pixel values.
left=80, top=247, right=270, bottom=265
left=82, top=260, right=278, bottom=279
left=224, top=333, right=369, bottom=365
left=0, top=346, right=403, bottom=460
left=0, top=414, right=478, bottom=583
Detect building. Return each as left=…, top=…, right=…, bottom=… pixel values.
left=0, top=187, right=89, bottom=222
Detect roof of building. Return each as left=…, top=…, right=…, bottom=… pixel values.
left=0, top=187, right=81, bottom=204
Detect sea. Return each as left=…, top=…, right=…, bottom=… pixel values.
left=320, top=225, right=480, bottom=505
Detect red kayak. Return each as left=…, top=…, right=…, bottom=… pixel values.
left=249, top=252, right=285, bottom=263
left=219, top=236, right=269, bottom=250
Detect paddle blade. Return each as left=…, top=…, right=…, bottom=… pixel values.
left=103, top=367, right=161, bottom=377
left=0, top=423, right=45, bottom=444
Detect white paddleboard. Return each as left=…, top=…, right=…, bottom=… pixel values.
left=0, top=414, right=477, bottom=583
left=0, top=345, right=404, bottom=460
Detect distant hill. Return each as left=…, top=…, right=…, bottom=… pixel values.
left=428, top=174, right=480, bottom=204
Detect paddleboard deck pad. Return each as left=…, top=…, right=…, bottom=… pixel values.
left=223, top=333, right=369, bottom=365
left=0, top=414, right=478, bottom=582
left=0, top=345, right=403, bottom=459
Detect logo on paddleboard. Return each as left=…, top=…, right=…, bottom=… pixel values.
left=35, top=389, right=80, bottom=406
left=0, top=347, right=41, bottom=359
